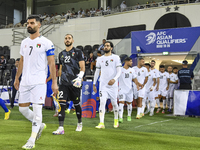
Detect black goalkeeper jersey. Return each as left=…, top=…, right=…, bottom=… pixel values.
left=59, top=47, right=84, bottom=86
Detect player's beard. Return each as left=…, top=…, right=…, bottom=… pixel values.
left=104, top=49, right=111, bottom=53
left=65, top=42, right=72, bottom=47
left=27, top=27, right=37, bottom=34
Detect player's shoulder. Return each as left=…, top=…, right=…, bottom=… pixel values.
left=59, top=50, right=66, bottom=55
left=111, top=54, right=120, bottom=59
left=40, top=36, right=53, bottom=43
left=142, top=66, right=148, bottom=71
left=21, top=37, right=30, bottom=44
left=132, top=66, right=137, bottom=69
left=73, top=47, right=82, bottom=52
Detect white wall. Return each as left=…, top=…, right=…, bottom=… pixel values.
left=0, top=3, right=200, bottom=58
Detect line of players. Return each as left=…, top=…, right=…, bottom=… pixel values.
left=93, top=42, right=178, bottom=129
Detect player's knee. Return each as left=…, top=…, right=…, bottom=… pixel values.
left=119, top=101, right=125, bottom=104
left=19, top=106, right=28, bottom=115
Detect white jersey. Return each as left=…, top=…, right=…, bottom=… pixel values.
left=132, top=66, right=148, bottom=84
left=119, top=67, right=137, bottom=94
left=96, top=54, right=122, bottom=89
left=145, top=70, right=156, bottom=91
left=169, top=73, right=178, bottom=85
left=20, top=36, right=55, bottom=86
left=159, top=71, right=170, bottom=90
left=151, top=68, right=160, bottom=85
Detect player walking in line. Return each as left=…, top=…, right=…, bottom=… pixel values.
left=118, top=57, right=139, bottom=123
left=158, top=65, right=170, bottom=114
left=132, top=57, right=148, bottom=119
left=14, top=15, right=58, bottom=149
left=52, top=34, right=85, bottom=134
left=93, top=41, right=122, bottom=129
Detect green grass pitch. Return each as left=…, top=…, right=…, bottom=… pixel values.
left=0, top=107, right=200, bottom=150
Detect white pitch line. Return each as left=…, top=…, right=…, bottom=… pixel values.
left=135, top=119, right=173, bottom=128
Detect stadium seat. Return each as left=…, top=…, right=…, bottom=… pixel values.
left=3, top=46, right=10, bottom=51
left=92, top=44, right=100, bottom=52
left=83, top=45, right=92, bottom=57
left=7, top=58, right=15, bottom=64
left=76, top=45, right=83, bottom=51
left=5, top=64, right=13, bottom=70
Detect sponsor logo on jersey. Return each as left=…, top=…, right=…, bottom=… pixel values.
left=110, top=59, right=113, bottom=62
left=25, top=45, right=27, bottom=48
left=36, top=44, right=41, bottom=48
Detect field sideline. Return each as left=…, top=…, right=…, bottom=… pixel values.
left=0, top=107, right=200, bottom=150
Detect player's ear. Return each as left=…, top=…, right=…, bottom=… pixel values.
left=38, top=21, right=41, bottom=28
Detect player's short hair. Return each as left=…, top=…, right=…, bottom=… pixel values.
left=138, top=57, right=144, bottom=61
left=159, top=65, right=165, bottom=68
left=16, top=58, right=20, bottom=61
left=27, top=15, right=41, bottom=23
left=97, top=51, right=101, bottom=54
left=151, top=60, right=156, bottom=63
left=124, top=57, right=132, bottom=62
left=145, top=63, right=151, bottom=67
left=173, top=67, right=178, bottom=70
left=105, top=41, right=113, bottom=48
left=65, top=34, right=73, bottom=39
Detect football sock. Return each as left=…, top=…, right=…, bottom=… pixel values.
left=150, top=100, right=156, bottom=113
left=99, top=98, right=106, bottom=123
left=127, top=104, right=132, bottom=116
left=58, top=102, right=67, bottom=127
left=170, top=98, right=173, bottom=109
left=156, top=98, right=160, bottom=108
left=141, top=99, right=145, bottom=113
left=111, top=100, right=118, bottom=120
left=163, top=99, right=166, bottom=109
left=0, top=98, right=8, bottom=112
left=146, top=99, right=150, bottom=111
left=118, top=103, right=124, bottom=119
left=19, top=106, right=34, bottom=122
left=74, top=103, right=82, bottom=123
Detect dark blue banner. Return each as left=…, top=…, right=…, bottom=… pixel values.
left=131, top=27, right=200, bottom=53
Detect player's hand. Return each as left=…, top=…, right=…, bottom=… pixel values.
left=108, top=79, right=115, bottom=85
left=136, top=85, right=140, bottom=91
left=166, top=86, right=169, bottom=90
left=14, top=78, right=19, bottom=91
left=156, top=86, right=159, bottom=91
left=73, top=77, right=82, bottom=88
left=93, top=85, right=97, bottom=93
left=52, top=82, right=58, bottom=96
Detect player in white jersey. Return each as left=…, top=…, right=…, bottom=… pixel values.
left=173, top=67, right=179, bottom=90
left=143, top=63, right=156, bottom=116
left=132, top=57, right=148, bottom=119
left=93, top=41, right=122, bottom=129
left=158, top=65, right=170, bottom=114
left=118, top=57, right=139, bottom=123
left=14, top=15, right=58, bottom=149
left=150, top=60, right=160, bottom=113
left=167, top=66, right=178, bottom=113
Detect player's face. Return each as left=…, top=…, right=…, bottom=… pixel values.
left=151, top=62, right=155, bottom=68
left=139, top=59, right=145, bottom=66
left=167, top=66, right=173, bottom=73
left=126, top=60, right=133, bottom=67
left=160, top=68, right=165, bottom=73
left=27, top=19, right=41, bottom=34
left=64, top=35, right=74, bottom=47
left=145, top=65, right=149, bottom=70
left=104, top=43, right=112, bottom=53
left=173, top=69, right=178, bottom=74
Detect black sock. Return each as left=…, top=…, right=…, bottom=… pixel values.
left=74, top=103, right=82, bottom=123
left=58, top=103, right=67, bottom=127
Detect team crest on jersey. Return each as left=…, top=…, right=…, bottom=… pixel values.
left=25, top=45, right=27, bottom=48
left=142, top=70, right=144, bottom=72
left=72, top=52, right=75, bottom=56
left=110, top=59, right=113, bottom=62
left=149, top=74, right=151, bottom=76
left=36, top=44, right=41, bottom=48
left=61, top=55, right=64, bottom=58
left=130, top=72, right=132, bottom=74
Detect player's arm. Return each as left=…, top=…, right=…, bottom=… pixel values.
left=166, top=78, right=170, bottom=90
left=150, top=78, right=156, bottom=91
left=47, top=55, right=58, bottom=95
left=142, top=76, right=148, bottom=88
left=156, top=77, right=160, bottom=91
left=14, top=55, right=23, bottom=90
left=133, top=78, right=140, bottom=91
left=72, top=60, right=85, bottom=88
left=93, top=68, right=100, bottom=93
left=108, top=66, right=122, bottom=85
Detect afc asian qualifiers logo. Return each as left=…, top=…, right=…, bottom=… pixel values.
left=145, top=32, right=156, bottom=45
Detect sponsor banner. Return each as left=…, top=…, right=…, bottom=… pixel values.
left=131, top=27, right=200, bottom=53
left=174, top=90, right=200, bottom=116
left=1, top=86, right=19, bottom=105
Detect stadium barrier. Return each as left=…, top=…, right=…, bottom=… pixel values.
left=174, top=90, right=200, bottom=116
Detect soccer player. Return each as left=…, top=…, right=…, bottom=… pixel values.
left=52, top=34, right=85, bottom=134
left=167, top=66, right=178, bottom=112
left=14, top=15, right=58, bottom=149
left=118, top=57, right=138, bottom=122
left=144, top=63, right=156, bottom=116
left=158, top=65, right=170, bottom=114
left=173, top=67, right=179, bottom=90
left=93, top=41, right=122, bottom=129
left=150, top=60, right=160, bottom=113
left=132, top=57, right=148, bottom=119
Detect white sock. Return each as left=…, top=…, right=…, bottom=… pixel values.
left=19, top=106, right=34, bottom=122
left=150, top=100, right=156, bottom=113
left=141, top=99, right=145, bottom=114
left=163, top=99, right=166, bottom=109
left=127, top=104, right=132, bottom=116
left=167, top=98, right=170, bottom=108
left=99, top=98, right=106, bottom=123
left=111, top=100, right=118, bottom=120
left=170, top=98, right=173, bottom=109
left=118, top=103, right=124, bottom=119
left=146, top=99, right=150, bottom=111
left=30, top=104, right=43, bottom=143
left=156, top=99, right=160, bottom=108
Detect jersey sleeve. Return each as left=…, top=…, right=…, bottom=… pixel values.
left=132, top=68, right=137, bottom=79
left=116, top=56, right=122, bottom=68
left=175, top=74, right=178, bottom=80
left=46, top=40, right=55, bottom=56
left=58, top=52, right=62, bottom=65
left=96, top=57, right=101, bottom=69
left=156, top=70, right=160, bottom=78
left=20, top=41, right=24, bottom=56
left=77, top=50, right=84, bottom=62
left=145, top=68, right=148, bottom=77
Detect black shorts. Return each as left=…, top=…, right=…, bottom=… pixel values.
left=59, top=84, right=81, bottom=102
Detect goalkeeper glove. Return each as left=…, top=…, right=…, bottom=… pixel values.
left=72, top=71, right=84, bottom=88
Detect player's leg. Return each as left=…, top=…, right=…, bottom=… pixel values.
left=118, top=93, right=125, bottom=123
left=162, top=96, right=167, bottom=114
left=149, top=99, right=156, bottom=116
left=0, top=98, right=11, bottom=120
left=169, top=87, right=174, bottom=113
left=126, top=93, right=133, bottom=121
left=156, top=90, right=161, bottom=113
left=137, top=87, right=145, bottom=118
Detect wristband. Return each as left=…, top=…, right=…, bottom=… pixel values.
left=78, top=71, right=84, bottom=79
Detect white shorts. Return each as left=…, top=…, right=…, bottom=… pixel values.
left=19, top=84, right=47, bottom=104
left=118, top=92, right=133, bottom=103
left=134, top=87, right=146, bottom=99
left=168, top=84, right=176, bottom=98
left=160, top=88, right=168, bottom=97
left=99, top=87, right=118, bottom=101
left=154, top=90, right=160, bottom=98
left=146, top=90, right=155, bottom=101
